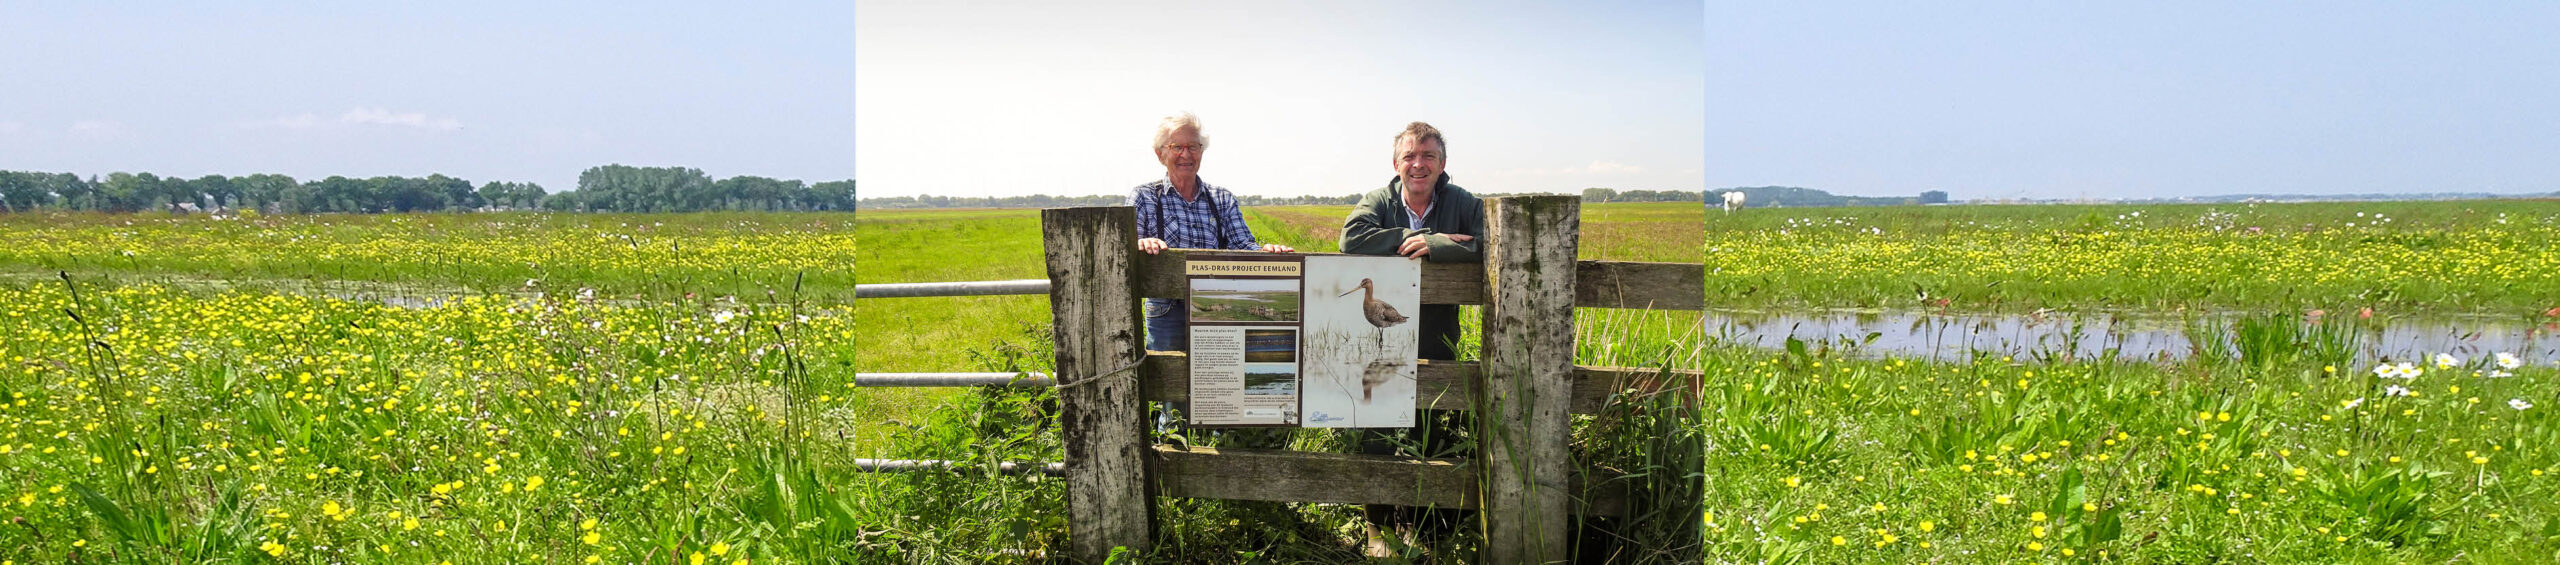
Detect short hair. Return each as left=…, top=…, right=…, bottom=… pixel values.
left=1393, top=121, right=1445, bottom=155
left=1154, top=112, right=1209, bottom=150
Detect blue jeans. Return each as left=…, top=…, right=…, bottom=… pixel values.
left=1145, top=299, right=1187, bottom=432
left=1145, top=299, right=1188, bottom=352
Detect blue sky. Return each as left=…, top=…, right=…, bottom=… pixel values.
left=0, top=2, right=855, bottom=193
left=857, top=1, right=1706, bottom=199
left=1712, top=2, right=2560, bottom=199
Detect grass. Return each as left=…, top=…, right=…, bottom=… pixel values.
left=1245, top=202, right=1705, bottom=263
left=17, top=196, right=2560, bottom=563
left=0, top=210, right=861, bottom=305
left=1690, top=339, right=2560, bottom=563
left=1694, top=199, right=2560, bottom=314
left=0, top=276, right=968, bottom=563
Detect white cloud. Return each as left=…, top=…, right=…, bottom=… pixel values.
left=248, top=113, right=328, bottom=130
left=339, top=107, right=463, bottom=130
left=243, top=108, right=463, bottom=131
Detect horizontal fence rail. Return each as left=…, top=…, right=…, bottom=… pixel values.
left=851, top=357, right=1699, bottom=413
left=853, top=279, right=1050, bottom=299
left=850, top=254, right=1703, bottom=309
left=1151, top=446, right=1627, bottom=517
left=1136, top=352, right=1699, bottom=414
left=1131, top=249, right=1704, bottom=310
left=854, top=458, right=1066, bottom=477
left=854, top=372, right=1056, bottom=387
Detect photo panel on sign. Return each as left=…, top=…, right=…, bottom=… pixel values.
left=1190, top=277, right=1302, bottom=323
left=1298, top=255, right=1420, bottom=428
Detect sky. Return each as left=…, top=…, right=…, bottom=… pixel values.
left=1713, top=2, right=2560, bottom=200
left=855, top=1, right=1707, bottom=199
left=0, top=2, right=854, bottom=193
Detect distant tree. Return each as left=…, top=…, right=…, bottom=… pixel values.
left=1920, top=190, right=1949, bottom=204
left=0, top=171, right=49, bottom=211
left=193, top=175, right=237, bottom=209
left=475, top=181, right=546, bottom=210
left=235, top=174, right=298, bottom=212
left=98, top=172, right=144, bottom=212
left=810, top=180, right=855, bottom=210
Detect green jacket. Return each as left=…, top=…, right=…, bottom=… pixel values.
left=1339, top=173, right=1485, bottom=262
left=1340, top=173, right=1483, bottom=360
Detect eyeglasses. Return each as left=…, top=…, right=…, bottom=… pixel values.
left=1162, top=143, right=1205, bottom=154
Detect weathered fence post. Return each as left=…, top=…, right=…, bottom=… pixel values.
left=1044, top=206, right=1153, bottom=562
left=1476, top=195, right=1580, bottom=564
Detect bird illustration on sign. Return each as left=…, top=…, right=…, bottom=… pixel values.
left=1337, top=277, right=1408, bottom=347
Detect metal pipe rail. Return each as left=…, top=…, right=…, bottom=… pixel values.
left=853, top=279, right=1049, bottom=299
left=853, top=458, right=1066, bottom=477
left=854, top=372, right=1056, bottom=387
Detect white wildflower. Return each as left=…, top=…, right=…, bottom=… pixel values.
left=2495, top=352, right=2522, bottom=370
left=2384, top=385, right=2412, bottom=397
left=2434, top=353, right=2460, bottom=369
left=2510, top=399, right=2533, bottom=411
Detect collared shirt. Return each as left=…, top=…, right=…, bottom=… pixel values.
left=1131, top=175, right=1262, bottom=320
left=1129, top=176, right=1260, bottom=252
left=1402, top=197, right=1434, bottom=230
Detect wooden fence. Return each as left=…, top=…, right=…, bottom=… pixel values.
left=867, top=196, right=1704, bottom=564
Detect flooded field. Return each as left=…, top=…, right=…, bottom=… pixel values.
left=1706, top=308, right=2560, bottom=364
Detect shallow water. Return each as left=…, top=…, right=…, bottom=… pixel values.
left=1706, top=310, right=2560, bottom=366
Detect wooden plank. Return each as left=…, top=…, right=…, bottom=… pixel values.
left=1476, top=195, right=1581, bottom=565
left=1043, top=206, right=1154, bottom=563
left=1151, top=446, right=1474, bottom=509
left=1138, top=352, right=1698, bottom=414
left=1575, top=261, right=1703, bottom=310
left=1134, top=247, right=1701, bottom=309
left=1136, top=248, right=1485, bottom=304
left=1148, top=446, right=1628, bottom=517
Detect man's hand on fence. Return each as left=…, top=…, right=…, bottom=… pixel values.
left=1138, top=237, right=1169, bottom=254
left=1260, top=243, right=1295, bottom=253
left=1398, top=234, right=1433, bottom=258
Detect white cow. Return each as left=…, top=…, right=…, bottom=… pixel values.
left=1721, top=191, right=1747, bottom=213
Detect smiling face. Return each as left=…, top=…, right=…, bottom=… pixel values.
left=1156, top=125, right=1205, bottom=184
left=1392, top=135, right=1445, bottom=193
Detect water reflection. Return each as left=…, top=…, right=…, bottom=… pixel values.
left=1707, top=310, right=2560, bottom=365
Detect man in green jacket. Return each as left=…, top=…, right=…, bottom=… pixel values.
left=1340, top=121, right=1484, bottom=361
left=1339, top=121, right=1484, bottom=549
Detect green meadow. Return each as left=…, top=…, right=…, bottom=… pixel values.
left=1694, top=200, right=2560, bottom=314
left=9, top=198, right=2560, bottom=563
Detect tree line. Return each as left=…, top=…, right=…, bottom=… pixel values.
left=0, top=165, right=854, bottom=214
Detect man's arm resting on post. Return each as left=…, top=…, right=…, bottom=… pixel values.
left=1341, top=190, right=1424, bottom=255
left=1422, top=232, right=1480, bottom=263
left=1424, top=200, right=1486, bottom=263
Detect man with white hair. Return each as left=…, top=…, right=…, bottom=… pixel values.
left=1130, top=112, right=1295, bottom=353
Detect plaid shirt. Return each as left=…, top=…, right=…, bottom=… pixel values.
left=1129, top=177, right=1260, bottom=252
left=1131, top=176, right=1261, bottom=318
